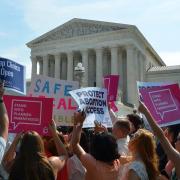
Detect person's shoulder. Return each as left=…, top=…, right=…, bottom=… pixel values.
left=0, top=137, right=6, bottom=145
left=0, top=136, right=6, bottom=152
left=128, top=161, right=148, bottom=180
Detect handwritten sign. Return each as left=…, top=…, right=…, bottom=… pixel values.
left=70, top=87, right=112, bottom=128
left=140, top=84, right=180, bottom=127
left=0, top=57, right=25, bottom=94
left=4, top=95, right=53, bottom=135
left=28, top=75, right=79, bottom=126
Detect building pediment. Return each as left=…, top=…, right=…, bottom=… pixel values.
left=27, top=18, right=130, bottom=46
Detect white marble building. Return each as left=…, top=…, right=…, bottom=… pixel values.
left=27, top=18, right=180, bottom=105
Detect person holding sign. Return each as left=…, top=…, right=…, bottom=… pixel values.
left=3, top=120, right=68, bottom=180
left=71, top=111, right=121, bottom=180
left=138, top=101, right=180, bottom=179
left=0, top=81, right=9, bottom=163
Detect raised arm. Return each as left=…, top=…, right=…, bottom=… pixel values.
left=0, top=82, right=9, bottom=163
left=138, top=101, right=180, bottom=178
left=0, top=82, right=9, bottom=141
left=48, top=119, right=68, bottom=172
left=2, top=133, right=22, bottom=172
left=49, top=119, right=67, bottom=157
left=70, top=111, right=86, bottom=159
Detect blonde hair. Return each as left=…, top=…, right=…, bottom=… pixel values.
left=130, top=129, right=159, bottom=180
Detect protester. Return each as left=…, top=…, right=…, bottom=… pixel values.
left=71, top=111, right=121, bottom=180
left=112, top=119, right=130, bottom=156
left=45, top=132, right=69, bottom=180
left=0, top=81, right=9, bottom=164
left=120, top=128, right=160, bottom=180
left=3, top=120, right=67, bottom=180
left=138, top=101, right=180, bottom=179
left=67, top=131, right=88, bottom=180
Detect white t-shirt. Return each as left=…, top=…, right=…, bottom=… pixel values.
left=121, top=160, right=149, bottom=180
left=0, top=137, right=6, bottom=163
left=116, top=136, right=130, bottom=156
left=67, top=155, right=86, bottom=180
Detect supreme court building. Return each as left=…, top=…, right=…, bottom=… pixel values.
left=27, top=18, right=180, bottom=106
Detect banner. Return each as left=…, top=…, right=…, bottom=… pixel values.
left=140, top=84, right=180, bottom=127
left=70, top=87, right=112, bottom=128
left=0, top=57, right=25, bottom=94
left=4, top=95, right=53, bottom=135
left=28, top=75, right=79, bottom=126
left=103, top=75, right=119, bottom=102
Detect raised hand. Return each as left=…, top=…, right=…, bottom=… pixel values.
left=48, top=119, right=57, bottom=133
left=73, top=110, right=86, bottom=126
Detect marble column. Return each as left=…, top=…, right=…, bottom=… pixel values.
left=54, top=54, right=61, bottom=79
left=67, top=52, right=73, bottom=81
left=31, top=56, right=37, bottom=80
left=96, top=48, right=103, bottom=87
left=126, top=45, right=138, bottom=105
left=140, top=53, right=146, bottom=81
left=111, top=46, right=119, bottom=74
left=43, top=55, right=49, bottom=76
left=81, top=50, right=88, bottom=86
left=39, top=60, right=43, bottom=75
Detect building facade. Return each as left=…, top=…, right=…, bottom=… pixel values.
left=27, top=18, right=171, bottom=105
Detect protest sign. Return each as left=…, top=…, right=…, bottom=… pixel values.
left=137, top=81, right=174, bottom=101
left=103, top=75, right=119, bottom=102
left=28, top=75, right=79, bottom=126
left=140, top=84, right=180, bottom=127
left=109, top=101, right=118, bottom=112
left=0, top=57, right=25, bottom=94
left=4, top=95, right=53, bottom=135
left=70, top=87, right=112, bottom=128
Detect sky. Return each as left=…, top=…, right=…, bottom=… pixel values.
left=0, top=0, right=180, bottom=79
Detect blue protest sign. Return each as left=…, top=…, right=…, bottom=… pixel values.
left=0, top=57, right=25, bottom=94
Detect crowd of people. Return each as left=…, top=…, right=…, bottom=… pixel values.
left=0, top=81, right=179, bottom=180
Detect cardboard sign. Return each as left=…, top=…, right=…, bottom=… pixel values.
left=4, top=95, right=53, bottom=135
left=28, top=75, right=79, bottom=126
left=103, top=75, right=119, bottom=102
left=70, top=87, right=112, bottom=128
left=140, top=84, right=180, bottom=127
left=0, top=57, right=25, bottom=94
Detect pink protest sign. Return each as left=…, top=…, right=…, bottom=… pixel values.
left=103, top=75, right=119, bottom=102
left=4, top=95, right=53, bottom=135
left=109, top=101, right=118, bottom=112
left=140, top=84, right=180, bottom=127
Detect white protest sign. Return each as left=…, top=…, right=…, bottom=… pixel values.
left=70, top=87, right=112, bottom=128
left=28, top=75, right=79, bottom=126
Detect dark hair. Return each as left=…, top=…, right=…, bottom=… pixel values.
left=127, top=114, right=143, bottom=133
left=9, top=131, right=55, bottom=180
left=167, top=124, right=180, bottom=146
left=80, top=131, right=89, bottom=153
left=114, top=120, right=130, bottom=135
left=90, top=132, right=120, bottom=163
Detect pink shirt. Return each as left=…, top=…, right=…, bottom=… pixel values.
left=80, top=153, right=121, bottom=180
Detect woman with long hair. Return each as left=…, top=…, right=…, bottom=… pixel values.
left=139, top=101, right=180, bottom=179
left=120, top=128, right=160, bottom=180
left=3, top=120, right=67, bottom=180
